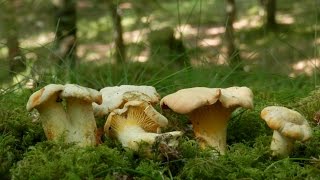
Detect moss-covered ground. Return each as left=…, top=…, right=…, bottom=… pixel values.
left=1, top=63, right=320, bottom=179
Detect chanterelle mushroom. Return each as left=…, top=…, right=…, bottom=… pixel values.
left=160, top=86, right=254, bottom=154
left=261, top=106, right=312, bottom=157
left=26, top=84, right=68, bottom=141
left=27, top=84, right=102, bottom=146
left=93, top=85, right=160, bottom=117
left=104, top=100, right=182, bottom=151
left=61, top=84, right=102, bottom=146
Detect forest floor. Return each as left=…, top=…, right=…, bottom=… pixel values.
left=1, top=0, right=320, bottom=179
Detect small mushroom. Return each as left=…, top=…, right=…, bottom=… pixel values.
left=160, top=86, right=253, bottom=154
left=60, top=84, right=102, bottom=146
left=261, top=106, right=312, bottom=157
left=26, top=84, right=69, bottom=140
left=93, top=85, right=160, bottom=117
left=104, top=100, right=182, bottom=151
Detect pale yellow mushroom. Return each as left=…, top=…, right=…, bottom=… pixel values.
left=261, top=106, right=312, bottom=157
left=26, top=84, right=68, bottom=141
left=93, top=85, right=160, bottom=118
left=104, top=101, right=182, bottom=151
left=160, top=86, right=254, bottom=154
left=61, top=84, right=102, bottom=146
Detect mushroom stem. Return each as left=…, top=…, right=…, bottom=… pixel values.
left=111, top=118, right=181, bottom=151
left=189, top=102, right=232, bottom=154
left=270, top=130, right=294, bottom=157
left=65, top=98, right=97, bottom=146
left=118, top=124, right=158, bottom=150
left=37, top=96, right=69, bottom=141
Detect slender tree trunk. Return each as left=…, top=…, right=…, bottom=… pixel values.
left=4, top=0, right=25, bottom=74
left=225, top=0, right=241, bottom=67
left=52, top=0, right=77, bottom=68
left=108, top=1, right=126, bottom=63
left=261, top=0, right=277, bottom=29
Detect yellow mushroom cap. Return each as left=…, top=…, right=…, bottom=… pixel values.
left=261, top=106, right=312, bottom=141
left=94, top=85, right=160, bottom=117
left=160, top=86, right=254, bottom=114
left=26, top=84, right=65, bottom=111
left=219, top=87, right=254, bottom=109
left=160, top=87, right=221, bottom=114
left=61, top=84, right=102, bottom=104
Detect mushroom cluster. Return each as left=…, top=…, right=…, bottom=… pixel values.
left=27, top=84, right=314, bottom=158
left=94, top=85, right=183, bottom=151
left=27, top=84, right=102, bottom=146
left=160, top=86, right=254, bottom=154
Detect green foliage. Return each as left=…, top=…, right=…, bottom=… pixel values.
left=178, top=137, right=213, bottom=158
left=11, top=142, right=131, bottom=179
left=178, top=138, right=267, bottom=179
left=292, top=126, right=320, bottom=158
left=179, top=137, right=320, bottom=179
left=227, top=93, right=272, bottom=145
left=0, top=92, right=44, bottom=147
left=134, top=160, right=165, bottom=180
left=263, top=158, right=320, bottom=179
left=0, top=134, right=18, bottom=179
left=0, top=90, right=45, bottom=178
left=289, top=88, right=320, bottom=121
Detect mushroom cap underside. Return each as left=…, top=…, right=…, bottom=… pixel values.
left=104, top=100, right=168, bottom=137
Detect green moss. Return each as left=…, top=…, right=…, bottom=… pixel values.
left=11, top=142, right=131, bottom=179
left=289, top=88, right=320, bottom=121
left=0, top=91, right=45, bottom=178
left=0, top=134, right=18, bottom=179
left=178, top=137, right=320, bottom=179
left=228, top=109, right=270, bottom=145
left=134, top=160, right=165, bottom=180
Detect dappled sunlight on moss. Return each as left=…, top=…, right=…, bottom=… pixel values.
left=277, top=13, right=295, bottom=25
left=234, top=15, right=263, bottom=30
left=77, top=43, right=113, bottom=62
left=290, top=58, right=320, bottom=77
left=123, top=28, right=149, bottom=44
left=315, top=37, right=320, bottom=45
left=78, top=16, right=113, bottom=42
left=198, top=37, right=221, bottom=48
left=20, top=32, right=55, bottom=48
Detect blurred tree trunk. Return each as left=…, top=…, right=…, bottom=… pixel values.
left=108, top=1, right=126, bottom=63
left=148, top=27, right=190, bottom=68
left=225, top=0, right=241, bottom=67
left=261, top=0, right=277, bottom=29
left=52, top=0, right=77, bottom=68
left=4, top=0, right=26, bottom=74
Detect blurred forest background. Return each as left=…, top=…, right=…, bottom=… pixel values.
left=0, top=0, right=319, bottom=90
